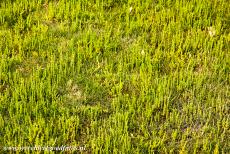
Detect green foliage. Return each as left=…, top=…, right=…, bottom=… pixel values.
left=0, top=0, right=229, bottom=153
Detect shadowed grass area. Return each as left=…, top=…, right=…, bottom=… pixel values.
left=0, top=0, right=229, bottom=153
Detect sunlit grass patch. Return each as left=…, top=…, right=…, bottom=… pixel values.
left=0, top=0, right=229, bottom=153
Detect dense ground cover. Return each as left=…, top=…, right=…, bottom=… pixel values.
left=0, top=0, right=229, bottom=153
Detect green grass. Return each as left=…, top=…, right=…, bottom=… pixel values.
left=0, top=0, right=229, bottom=153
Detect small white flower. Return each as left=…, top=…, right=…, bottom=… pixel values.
left=141, top=50, right=145, bottom=55
left=129, top=7, right=133, bottom=13
left=130, top=133, right=134, bottom=137
left=207, top=27, right=216, bottom=37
